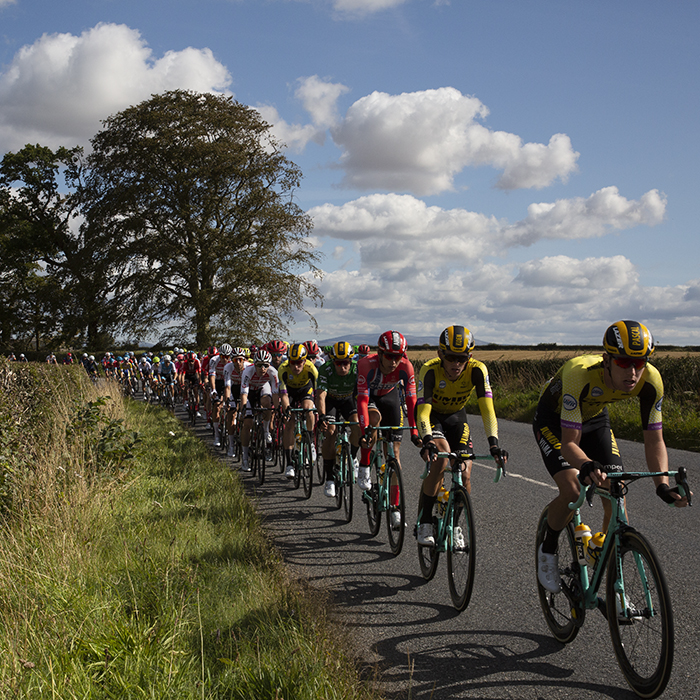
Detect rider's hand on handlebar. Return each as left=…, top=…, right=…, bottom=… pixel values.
left=578, top=460, right=606, bottom=487
left=410, top=430, right=422, bottom=448
left=656, top=483, right=691, bottom=507
left=210, top=390, right=218, bottom=402
left=490, top=444, right=508, bottom=466
left=420, top=436, right=438, bottom=462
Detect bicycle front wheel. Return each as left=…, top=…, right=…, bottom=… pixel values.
left=417, top=493, right=439, bottom=581
left=364, top=460, right=381, bottom=537
left=255, top=422, right=266, bottom=486
left=446, top=485, right=476, bottom=611
left=535, top=507, right=581, bottom=644
left=339, top=443, right=353, bottom=522
left=606, top=529, right=674, bottom=699
left=315, top=430, right=325, bottom=485
left=385, top=459, right=405, bottom=556
left=301, top=432, right=314, bottom=499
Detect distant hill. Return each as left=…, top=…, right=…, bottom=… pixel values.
left=318, top=333, right=487, bottom=347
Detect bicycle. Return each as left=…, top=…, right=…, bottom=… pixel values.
left=287, top=407, right=317, bottom=499
left=248, top=407, right=268, bottom=486
left=361, top=425, right=411, bottom=556
left=416, top=451, right=505, bottom=611
left=535, top=467, right=691, bottom=698
left=326, top=420, right=358, bottom=522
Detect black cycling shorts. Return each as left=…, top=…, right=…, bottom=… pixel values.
left=533, top=405, right=623, bottom=478
left=428, top=408, right=473, bottom=452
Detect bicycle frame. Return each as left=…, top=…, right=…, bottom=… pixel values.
left=566, top=468, right=691, bottom=616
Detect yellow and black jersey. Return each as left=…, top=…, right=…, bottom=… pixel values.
left=277, top=359, right=319, bottom=393
left=537, top=354, right=664, bottom=431
left=416, top=357, right=498, bottom=440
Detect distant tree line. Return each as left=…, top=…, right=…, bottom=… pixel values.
left=0, top=90, right=321, bottom=353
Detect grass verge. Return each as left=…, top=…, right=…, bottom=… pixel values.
left=0, top=363, right=379, bottom=699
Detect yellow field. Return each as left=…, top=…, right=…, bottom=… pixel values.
left=407, top=349, right=700, bottom=362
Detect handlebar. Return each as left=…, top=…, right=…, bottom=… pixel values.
left=568, top=468, right=692, bottom=510
left=429, top=451, right=507, bottom=483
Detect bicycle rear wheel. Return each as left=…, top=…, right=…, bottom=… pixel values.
left=385, top=459, right=405, bottom=556
left=446, top=485, right=476, bottom=611
left=340, top=443, right=353, bottom=522
left=535, top=507, right=582, bottom=644
left=606, top=529, right=674, bottom=699
left=301, top=431, right=314, bottom=499
left=315, top=429, right=324, bottom=485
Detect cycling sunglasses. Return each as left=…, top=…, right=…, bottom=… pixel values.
left=381, top=352, right=403, bottom=361
left=255, top=362, right=270, bottom=369
left=334, top=360, right=351, bottom=367
left=444, top=353, right=471, bottom=363
left=290, top=359, right=306, bottom=366
left=612, top=357, right=647, bottom=370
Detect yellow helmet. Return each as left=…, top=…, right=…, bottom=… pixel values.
left=603, top=321, right=654, bottom=358
left=332, top=341, right=355, bottom=361
left=438, top=326, right=475, bottom=355
left=288, top=343, right=308, bottom=362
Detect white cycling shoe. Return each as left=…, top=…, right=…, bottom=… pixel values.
left=324, top=480, right=336, bottom=498
left=357, top=467, right=371, bottom=491
left=285, top=464, right=295, bottom=479
left=537, top=544, right=562, bottom=593
left=417, top=522, right=435, bottom=546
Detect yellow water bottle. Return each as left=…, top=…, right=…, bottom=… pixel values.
left=586, top=532, right=606, bottom=568
left=437, top=486, right=449, bottom=517
left=574, top=523, right=592, bottom=565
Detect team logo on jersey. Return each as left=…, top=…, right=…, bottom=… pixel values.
left=591, top=387, right=604, bottom=397
left=439, top=380, right=447, bottom=389
left=357, top=374, right=367, bottom=386
left=655, top=398, right=663, bottom=412
left=562, top=394, right=577, bottom=412
left=417, top=380, right=423, bottom=392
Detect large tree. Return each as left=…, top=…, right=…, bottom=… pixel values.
left=81, top=90, right=322, bottom=347
left=0, top=144, right=125, bottom=350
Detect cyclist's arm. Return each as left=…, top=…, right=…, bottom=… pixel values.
left=644, top=428, right=669, bottom=487
left=316, top=388, right=327, bottom=416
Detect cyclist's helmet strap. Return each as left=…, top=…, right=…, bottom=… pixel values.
left=603, top=320, right=654, bottom=358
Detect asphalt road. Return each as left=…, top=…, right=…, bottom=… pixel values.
left=186, top=410, right=700, bottom=700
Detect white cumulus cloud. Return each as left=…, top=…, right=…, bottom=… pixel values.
left=330, top=87, right=579, bottom=195
left=331, top=0, right=409, bottom=18
left=0, top=22, right=231, bottom=151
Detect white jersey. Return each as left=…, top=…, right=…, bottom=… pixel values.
left=240, top=364, right=279, bottom=395
left=224, top=360, right=252, bottom=387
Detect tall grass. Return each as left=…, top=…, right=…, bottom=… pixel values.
left=0, top=360, right=380, bottom=699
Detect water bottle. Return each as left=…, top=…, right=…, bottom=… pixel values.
left=586, top=532, right=606, bottom=568
left=436, top=486, right=449, bottom=517
left=574, top=523, right=592, bottom=565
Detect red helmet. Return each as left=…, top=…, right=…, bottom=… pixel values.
left=358, top=344, right=370, bottom=355
left=268, top=339, right=288, bottom=354
left=377, top=330, right=407, bottom=355
left=187, top=351, right=196, bottom=360
left=304, top=340, right=320, bottom=358
left=208, top=346, right=217, bottom=356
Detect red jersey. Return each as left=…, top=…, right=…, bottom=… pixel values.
left=356, top=353, right=417, bottom=434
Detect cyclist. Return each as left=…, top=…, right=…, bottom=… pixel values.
left=159, top=354, right=177, bottom=404
left=201, top=345, right=217, bottom=425
left=415, top=325, right=508, bottom=546
left=266, top=340, right=288, bottom=370
left=357, top=344, right=371, bottom=359
left=180, top=351, right=202, bottom=414
left=223, top=347, right=251, bottom=456
left=239, top=349, right=280, bottom=472
left=138, top=354, right=153, bottom=398
left=356, top=331, right=421, bottom=530
left=534, top=320, right=690, bottom=593
left=209, top=344, right=233, bottom=447
left=304, top=340, right=325, bottom=369
left=316, top=341, right=361, bottom=498
left=279, top=343, right=319, bottom=479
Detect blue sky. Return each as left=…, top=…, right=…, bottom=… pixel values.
left=1, top=0, right=698, bottom=345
